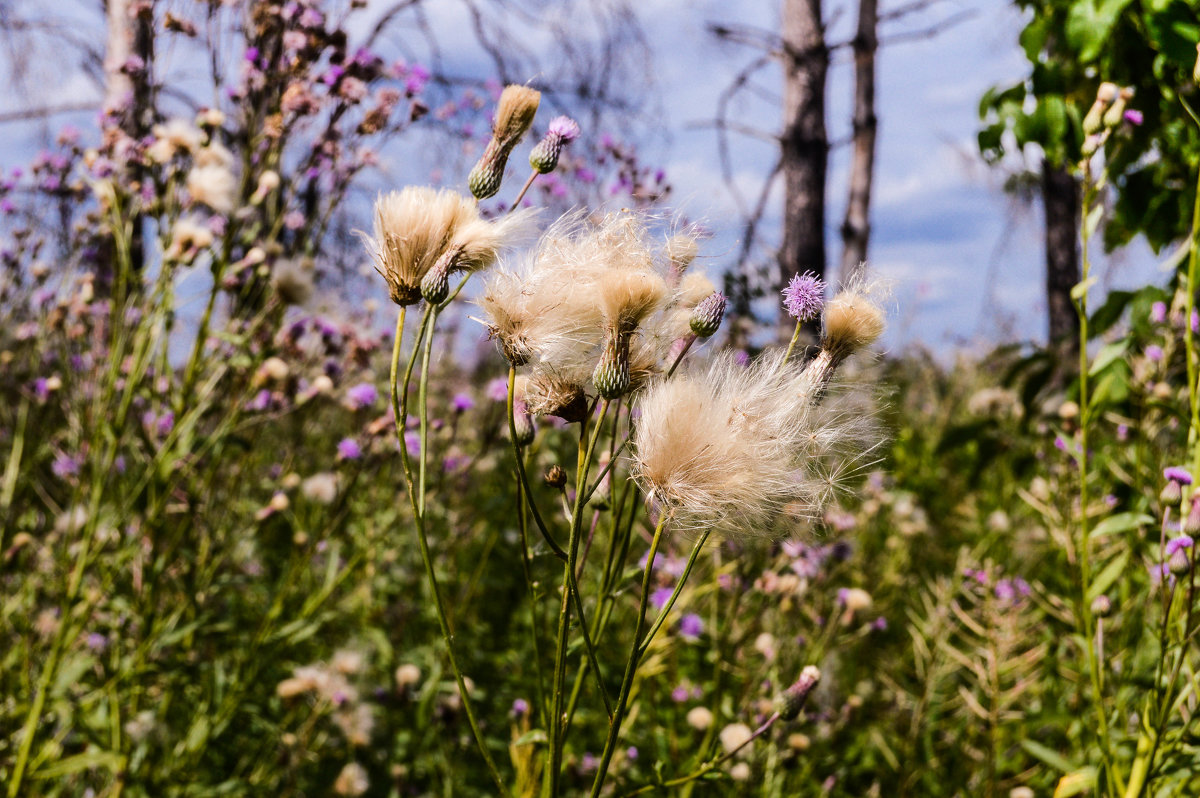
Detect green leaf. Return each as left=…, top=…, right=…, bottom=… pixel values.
left=1066, top=0, right=1135, bottom=61
left=1022, top=738, right=1079, bottom=774
left=1089, top=512, right=1155, bottom=540
left=1071, top=276, right=1098, bottom=301
left=1054, top=767, right=1098, bottom=797
left=513, top=729, right=549, bottom=746
left=1088, top=340, right=1129, bottom=375
left=1087, top=551, right=1130, bottom=600
left=32, top=749, right=124, bottom=779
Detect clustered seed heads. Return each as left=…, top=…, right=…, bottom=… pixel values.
left=477, top=211, right=710, bottom=415
left=359, top=186, right=534, bottom=306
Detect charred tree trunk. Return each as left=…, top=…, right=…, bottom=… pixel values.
left=1042, top=161, right=1080, bottom=356
left=839, top=0, right=877, bottom=283
left=779, top=0, right=828, bottom=341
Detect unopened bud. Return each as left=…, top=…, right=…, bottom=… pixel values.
left=1161, top=480, right=1184, bottom=505
left=593, top=334, right=631, bottom=400
left=1090, top=594, right=1112, bottom=617
left=512, top=402, right=536, bottom=446
left=1082, top=101, right=1106, bottom=136
left=1185, top=498, right=1200, bottom=535
left=689, top=292, right=726, bottom=338
left=1169, top=547, right=1192, bottom=576
left=773, top=665, right=821, bottom=721
left=544, top=464, right=567, bottom=489
left=420, top=246, right=461, bottom=304
left=468, top=139, right=507, bottom=200
left=1102, top=88, right=1132, bottom=129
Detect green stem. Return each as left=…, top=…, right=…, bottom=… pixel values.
left=637, top=529, right=712, bottom=659
left=620, top=713, right=783, bottom=797
left=393, top=307, right=511, bottom=797
left=588, top=513, right=669, bottom=798
left=782, top=319, right=803, bottom=364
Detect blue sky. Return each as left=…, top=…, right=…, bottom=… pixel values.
left=0, top=0, right=1167, bottom=358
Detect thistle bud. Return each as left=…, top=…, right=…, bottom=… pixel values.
left=1102, top=88, right=1133, bottom=129
left=690, top=292, right=726, bottom=338
left=469, top=139, right=507, bottom=200
left=593, top=334, right=631, bottom=400
left=1082, top=100, right=1106, bottom=136
left=1185, top=496, right=1200, bottom=535
left=513, top=401, right=535, bottom=446
left=544, top=464, right=567, bottom=489
left=1161, top=467, right=1192, bottom=505
left=529, top=116, right=580, bottom=174
left=1169, top=547, right=1192, bottom=576
left=1081, top=134, right=1103, bottom=159
left=772, top=665, right=821, bottom=721
left=420, top=246, right=461, bottom=304
left=1090, top=594, right=1112, bottom=617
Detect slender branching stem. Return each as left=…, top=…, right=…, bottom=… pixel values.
left=621, top=712, right=784, bottom=796
left=393, top=307, right=511, bottom=797
left=782, top=319, right=803, bottom=364
left=637, top=528, right=712, bottom=658
left=511, top=170, right=539, bottom=210
left=588, top=513, right=669, bottom=798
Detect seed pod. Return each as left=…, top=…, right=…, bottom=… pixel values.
left=690, top=292, right=727, bottom=338
left=593, top=334, right=631, bottom=400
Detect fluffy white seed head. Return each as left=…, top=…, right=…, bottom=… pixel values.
left=823, top=278, right=887, bottom=358
left=632, top=351, right=883, bottom=537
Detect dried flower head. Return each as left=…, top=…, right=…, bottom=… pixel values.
left=186, top=164, right=237, bottom=215
left=632, top=351, right=882, bottom=536
left=822, top=279, right=886, bottom=358
left=469, top=85, right=542, bottom=199
left=678, top=272, right=717, bottom=307
left=361, top=187, right=526, bottom=306
left=665, top=234, right=700, bottom=274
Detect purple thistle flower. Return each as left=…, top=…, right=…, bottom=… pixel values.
left=1124, top=109, right=1144, bottom=126
left=1151, top=301, right=1168, bottom=324
left=1165, top=466, right=1193, bottom=485
left=337, top=438, right=362, bottom=460
left=345, top=382, right=378, bottom=410
left=1146, top=344, right=1164, bottom=362
left=782, top=271, right=825, bottom=322
left=404, top=431, right=421, bottom=454
left=511, top=698, right=529, bottom=717
left=546, top=116, right=580, bottom=143
left=651, top=586, right=674, bottom=610
left=486, top=377, right=509, bottom=402
left=626, top=746, right=638, bottom=760
left=671, top=685, right=689, bottom=702
left=451, top=392, right=475, bottom=412
left=677, top=613, right=704, bottom=640
left=52, top=453, right=81, bottom=479
left=1166, top=535, right=1195, bottom=556
left=85, top=633, right=108, bottom=652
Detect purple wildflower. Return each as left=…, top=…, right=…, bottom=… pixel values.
left=451, top=392, right=475, bottom=412
left=782, top=271, right=825, bottom=321
left=337, top=438, right=362, bottom=460
left=1165, top=467, right=1193, bottom=485
left=1166, top=535, right=1195, bottom=556
left=1151, top=301, right=1168, bottom=324
left=677, top=613, right=704, bottom=640
left=86, top=632, right=108, bottom=652
left=52, top=453, right=81, bottom=479
left=1124, top=109, right=1144, bottom=126
left=1146, top=344, right=1164, bottom=362
left=511, top=698, right=529, bottom=717
left=548, top=116, right=581, bottom=141
left=345, top=382, right=378, bottom=410
left=486, top=377, right=509, bottom=402
left=404, top=431, right=421, bottom=454
left=671, top=686, right=689, bottom=703
left=626, top=746, right=638, bottom=760
left=651, top=586, right=674, bottom=609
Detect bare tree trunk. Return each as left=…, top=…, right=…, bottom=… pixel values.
left=779, top=0, right=828, bottom=341
left=101, top=0, right=153, bottom=293
left=1042, top=161, right=1080, bottom=355
left=840, top=0, right=877, bottom=284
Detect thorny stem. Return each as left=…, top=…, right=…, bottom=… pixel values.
left=621, top=712, right=784, bottom=796
left=393, top=308, right=511, bottom=797
left=588, top=512, right=669, bottom=798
